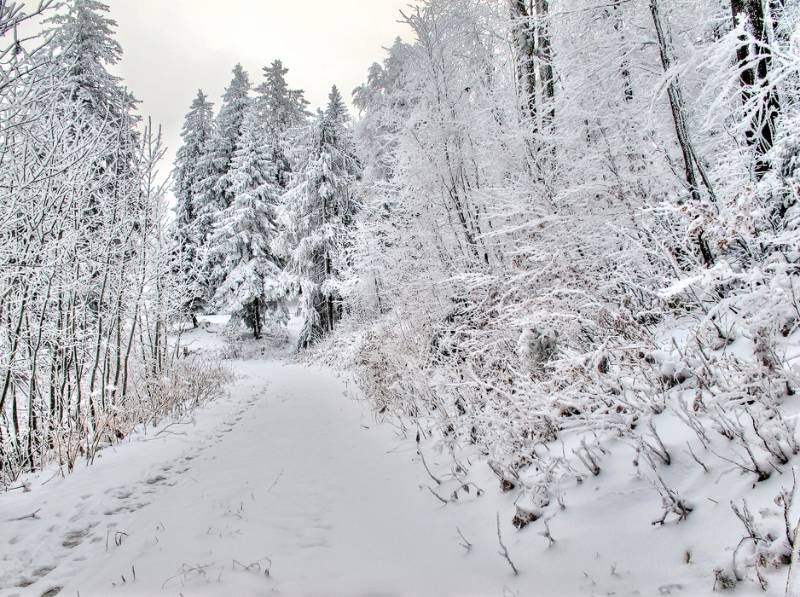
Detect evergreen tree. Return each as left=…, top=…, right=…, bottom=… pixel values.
left=193, top=64, right=251, bottom=302
left=45, top=0, right=139, bottom=182
left=173, top=89, right=215, bottom=325
left=175, top=90, right=215, bottom=232
left=255, top=59, right=309, bottom=189
left=45, top=0, right=134, bottom=122
left=43, top=0, right=141, bottom=318
left=274, top=86, right=361, bottom=348
left=194, top=64, right=251, bottom=240
left=208, top=104, right=284, bottom=339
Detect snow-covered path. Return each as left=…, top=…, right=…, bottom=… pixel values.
left=2, top=328, right=777, bottom=597
left=1, top=357, right=521, bottom=597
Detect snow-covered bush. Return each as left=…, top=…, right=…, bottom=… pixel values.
left=132, top=356, right=233, bottom=428
left=331, top=0, right=800, bottom=590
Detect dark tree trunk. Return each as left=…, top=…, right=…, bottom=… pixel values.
left=650, top=0, right=715, bottom=266
left=511, top=0, right=554, bottom=130
left=252, top=297, right=262, bottom=340
left=650, top=0, right=701, bottom=204
left=535, top=0, right=554, bottom=129
left=511, top=0, right=537, bottom=125
left=731, top=0, right=780, bottom=179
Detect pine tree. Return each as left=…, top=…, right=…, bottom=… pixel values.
left=193, top=64, right=251, bottom=302
left=45, top=0, right=134, bottom=122
left=194, top=64, right=251, bottom=240
left=208, top=104, right=284, bottom=339
left=175, top=90, right=215, bottom=232
left=45, top=0, right=139, bottom=184
left=173, top=89, right=215, bottom=325
left=255, top=59, right=309, bottom=189
left=43, top=0, right=141, bottom=312
left=275, top=86, right=361, bottom=348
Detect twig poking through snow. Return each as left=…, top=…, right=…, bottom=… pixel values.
left=457, top=527, right=472, bottom=552
left=539, top=517, right=556, bottom=548
left=427, top=486, right=448, bottom=505
left=496, top=512, right=519, bottom=576
left=684, top=441, right=709, bottom=473
left=418, top=448, right=442, bottom=485
left=232, top=556, right=272, bottom=577
left=266, top=469, right=284, bottom=493
left=6, top=508, right=40, bottom=521
left=5, top=482, right=31, bottom=492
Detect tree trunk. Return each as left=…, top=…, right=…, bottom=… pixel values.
left=511, top=0, right=537, bottom=126
left=535, top=0, right=554, bottom=129
left=731, top=0, right=780, bottom=179
left=252, top=298, right=262, bottom=340
left=650, top=0, right=715, bottom=266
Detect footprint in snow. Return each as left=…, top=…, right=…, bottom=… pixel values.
left=112, top=488, right=133, bottom=499
left=61, top=528, right=88, bottom=549
left=61, top=522, right=98, bottom=549
left=13, top=564, right=55, bottom=588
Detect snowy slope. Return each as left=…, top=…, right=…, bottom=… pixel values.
left=0, top=319, right=790, bottom=596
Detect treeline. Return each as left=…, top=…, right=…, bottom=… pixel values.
left=172, top=64, right=360, bottom=347
left=0, top=0, right=228, bottom=482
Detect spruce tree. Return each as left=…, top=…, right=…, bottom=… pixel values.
left=193, top=64, right=251, bottom=303
left=208, top=104, right=284, bottom=339
left=46, top=0, right=134, bottom=123
left=275, top=86, right=361, bottom=348
left=45, top=0, right=139, bottom=183
left=44, top=0, right=141, bottom=317
left=173, top=89, right=215, bottom=325
left=255, top=59, right=309, bottom=189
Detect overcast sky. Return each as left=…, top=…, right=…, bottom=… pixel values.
left=105, top=0, right=414, bottom=178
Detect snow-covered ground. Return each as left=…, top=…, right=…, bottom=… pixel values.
left=0, top=317, right=786, bottom=596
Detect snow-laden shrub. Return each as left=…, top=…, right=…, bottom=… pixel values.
left=517, top=327, right=558, bottom=373
left=131, top=356, right=233, bottom=428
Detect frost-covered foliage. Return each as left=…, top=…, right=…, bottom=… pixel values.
left=336, top=0, right=800, bottom=591
left=173, top=89, right=215, bottom=322
left=46, top=0, right=134, bottom=122
left=176, top=59, right=310, bottom=339
left=274, top=86, right=361, bottom=348
left=0, top=1, right=208, bottom=482
left=208, top=104, right=286, bottom=339
left=193, top=64, right=252, bottom=302
left=3, top=0, right=800, bottom=587
left=255, top=59, right=310, bottom=190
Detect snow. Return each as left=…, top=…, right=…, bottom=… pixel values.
left=0, top=316, right=789, bottom=597
left=4, top=2, right=800, bottom=595
left=4, top=320, right=516, bottom=596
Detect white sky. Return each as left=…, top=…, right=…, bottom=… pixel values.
left=105, top=0, right=415, bottom=179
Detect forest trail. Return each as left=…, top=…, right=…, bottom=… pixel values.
left=1, top=321, right=761, bottom=597
left=1, top=329, right=519, bottom=597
